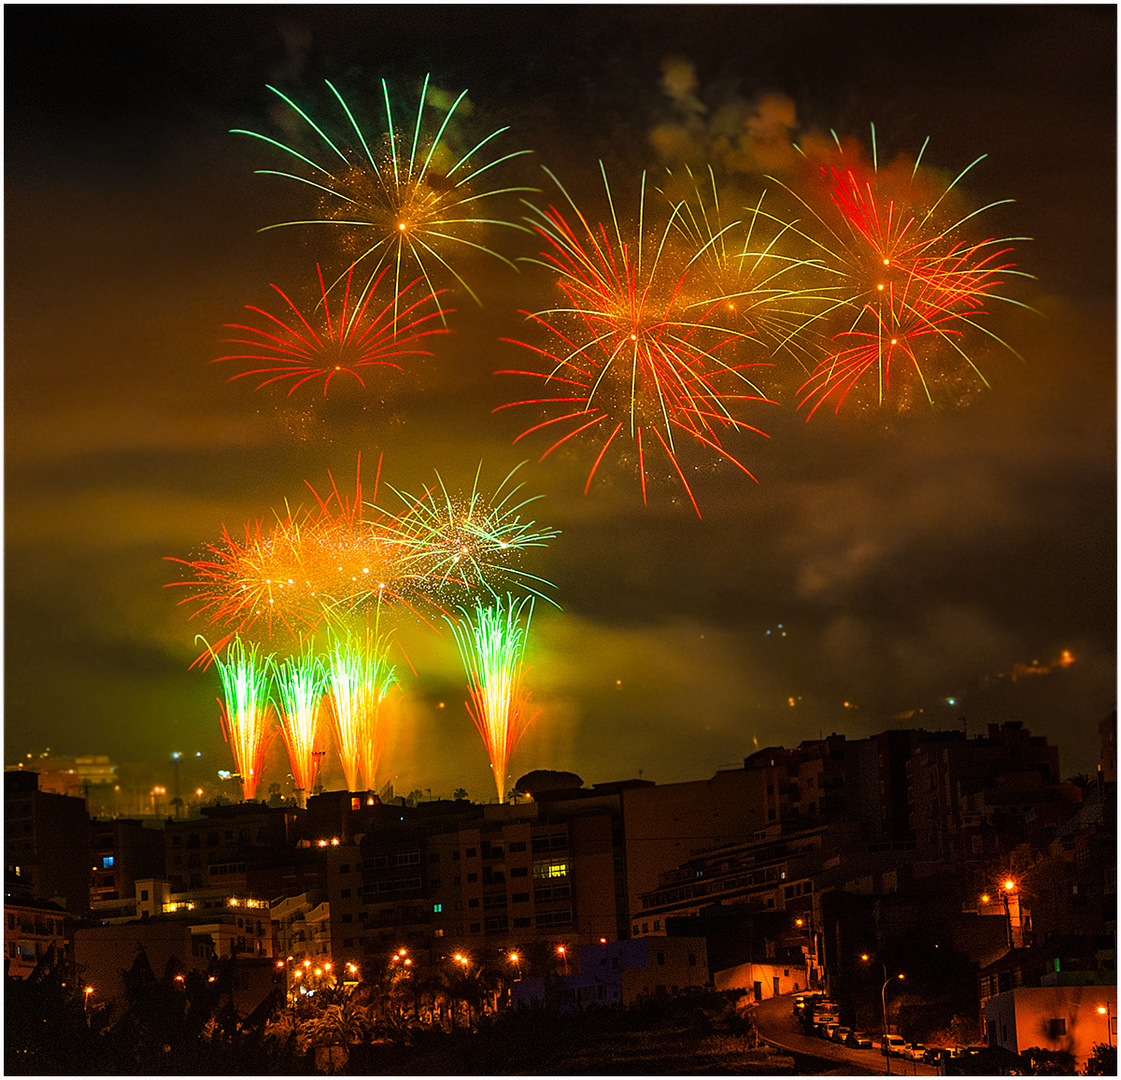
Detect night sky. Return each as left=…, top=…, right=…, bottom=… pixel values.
left=5, top=5, right=1116, bottom=801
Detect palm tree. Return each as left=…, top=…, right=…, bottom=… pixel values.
left=300, top=1000, right=373, bottom=1072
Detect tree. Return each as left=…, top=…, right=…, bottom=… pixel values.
left=513, top=770, right=583, bottom=797
left=1082, top=1042, right=1117, bottom=1076
left=453, top=788, right=469, bottom=801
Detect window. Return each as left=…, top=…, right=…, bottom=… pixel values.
left=533, top=860, right=569, bottom=880
left=351, top=797, right=361, bottom=810
left=340, top=864, right=350, bottom=874
left=341, top=914, right=352, bottom=923
left=140, top=890, right=149, bottom=902
left=467, top=873, right=478, bottom=883
left=101, top=856, right=114, bottom=869
left=535, top=909, right=572, bottom=929
left=508, top=841, right=527, bottom=853
left=465, top=848, right=477, bottom=858
left=512, top=892, right=529, bottom=904
left=688, top=953, right=697, bottom=966
left=341, top=889, right=351, bottom=898
left=433, top=903, right=442, bottom=913
left=510, top=867, right=528, bottom=879
left=653, top=921, right=660, bottom=931
left=656, top=951, right=665, bottom=966
left=430, top=853, right=440, bottom=863
left=1049, top=1019, right=1067, bottom=1038
left=513, top=917, right=531, bottom=929
left=469, top=923, right=480, bottom=933
left=468, top=898, right=479, bottom=908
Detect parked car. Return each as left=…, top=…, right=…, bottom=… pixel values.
left=902, top=1043, right=927, bottom=1061
left=823, top=1022, right=842, bottom=1041
left=846, top=1031, right=874, bottom=1049
left=922, top=1046, right=952, bottom=1065
left=881, top=1034, right=907, bottom=1056
left=831, top=1026, right=853, bottom=1044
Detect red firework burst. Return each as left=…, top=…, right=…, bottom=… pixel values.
left=497, top=167, right=774, bottom=517
left=772, top=132, right=1027, bottom=416
left=214, top=264, right=449, bottom=395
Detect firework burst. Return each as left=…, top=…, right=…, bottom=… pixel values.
left=271, top=643, right=328, bottom=805
left=447, top=595, right=538, bottom=803
left=323, top=628, right=399, bottom=792
left=660, top=164, right=827, bottom=370
left=214, top=263, right=450, bottom=396
left=232, top=74, right=533, bottom=316
left=497, top=164, right=775, bottom=517
left=382, top=461, right=560, bottom=606
left=204, top=635, right=275, bottom=802
left=771, top=128, right=1031, bottom=416
left=166, top=457, right=416, bottom=649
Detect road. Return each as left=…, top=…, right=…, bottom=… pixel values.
left=752, top=993, right=939, bottom=1076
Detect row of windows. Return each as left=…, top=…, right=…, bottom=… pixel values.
left=364, top=851, right=421, bottom=870
left=362, top=876, right=422, bottom=898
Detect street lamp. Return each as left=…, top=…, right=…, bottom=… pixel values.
left=556, top=944, right=568, bottom=975
left=862, top=954, right=903, bottom=1075
left=1098, top=1004, right=1114, bottom=1049
left=983, top=878, right=1019, bottom=948
left=508, top=951, right=522, bottom=980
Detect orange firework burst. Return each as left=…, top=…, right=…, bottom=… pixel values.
left=214, top=264, right=450, bottom=396
left=660, top=164, right=827, bottom=371
left=447, top=595, right=538, bottom=803
left=771, top=127, right=1030, bottom=416
left=166, top=457, right=415, bottom=651
left=497, top=165, right=775, bottom=517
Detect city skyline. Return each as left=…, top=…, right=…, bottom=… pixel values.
left=5, top=6, right=1115, bottom=801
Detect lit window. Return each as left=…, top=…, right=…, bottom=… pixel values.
left=533, top=860, right=569, bottom=880
left=433, top=903, right=442, bottom=913
left=101, top=856, right=114, bottom=869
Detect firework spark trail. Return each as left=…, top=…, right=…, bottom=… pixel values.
left=231, top=74, right=534, bottom=320
left=497, top=164, right=775, bottom=517
left=768, top=127, right=1031, bottom=415
left=324, top=628, right=398, bottom=792
left=661, top=164, right=830, bottom=369
left=447, top=595, right=538, bottom=803
left=271, top=643, right=328, bottom=805
left=213, top=263, right=450, bottom=396
left=381, top=461, right=560, bottom=606
left=204, top=636, right=275, bottom=802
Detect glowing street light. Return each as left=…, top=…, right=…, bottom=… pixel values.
left=1098, top=1004, right=1114, bottom=1048
left=862, top=954, right=904, bottom=1074
left=556, top=944, right=568, bottom=975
